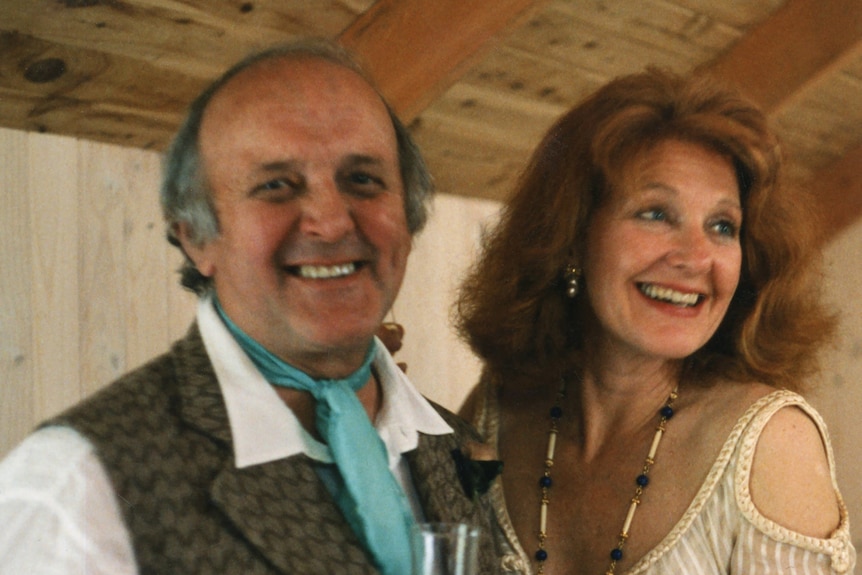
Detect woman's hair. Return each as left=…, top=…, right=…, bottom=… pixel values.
left=160, top=38, right=433, bottom=295
left=455, top=67, right=834, bottom=391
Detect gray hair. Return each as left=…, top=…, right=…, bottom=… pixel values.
left=160, top=38, right=434, bottom=295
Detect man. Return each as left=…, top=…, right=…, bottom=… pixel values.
left=0, top=40, right=497, bottom=574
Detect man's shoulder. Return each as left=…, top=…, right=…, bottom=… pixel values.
left=425, top=400, right=482, bottom=443
left=45, top=322, right=210, bottom=434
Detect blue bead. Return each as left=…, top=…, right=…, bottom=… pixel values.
left=660, top=405, right=674, bottom=419
left=611, top=548, right=623, bottom=561
left=636, top=474, right=649, bottom=487
left=540, top=476, right=553, bottom=488
left=536, top=549, right=548, bottom=561
left=550, top=406, right=563, bottom=419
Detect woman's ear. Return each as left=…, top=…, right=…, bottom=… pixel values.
left=173, top=221, right=216, bottom=278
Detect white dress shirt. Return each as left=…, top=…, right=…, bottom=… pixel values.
left=0, top=297, right=452, bottom=575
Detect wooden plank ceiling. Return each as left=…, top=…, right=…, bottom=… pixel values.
left=1, top=0, right=861, bottom=243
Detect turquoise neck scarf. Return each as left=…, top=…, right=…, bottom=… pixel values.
left=214, top=300, right=414, bottom=575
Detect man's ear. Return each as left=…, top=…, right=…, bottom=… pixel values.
left=173, top=221, right=216, bottom=278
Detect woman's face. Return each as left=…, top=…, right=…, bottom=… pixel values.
left=581, top=139, right=743, bottom=362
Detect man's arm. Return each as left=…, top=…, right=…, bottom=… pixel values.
left=0, top=426, right=137, bottom=575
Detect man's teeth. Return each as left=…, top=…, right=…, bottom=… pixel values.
left=296, top=263, right=356, bottom=279
left=639, top=283, right=701, bottom=307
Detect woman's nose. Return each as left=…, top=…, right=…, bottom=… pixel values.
left=665, top=226, right=712, bottom=272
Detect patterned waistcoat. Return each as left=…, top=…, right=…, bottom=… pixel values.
left=48, top=324, right=500, bottom=574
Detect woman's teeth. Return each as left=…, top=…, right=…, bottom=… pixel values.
left=296, top=263, right=356, bottom=279
left=639, top=283, right=701, bottom=307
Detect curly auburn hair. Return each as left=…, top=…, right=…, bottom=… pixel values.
left=455, top=67, right=834, bottom=392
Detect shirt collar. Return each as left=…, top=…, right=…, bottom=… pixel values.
left=196, top=296, right=452, bottom=469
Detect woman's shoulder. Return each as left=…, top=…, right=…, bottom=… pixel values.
left=687, top=381, right=849, bottom=545
left=738, top=389, right=844, bottom=539
left=684, top=379, right=775, bottom=415
left=664, top=384, right=851, bottom=563
left=677, top=381, right=776, bottom=450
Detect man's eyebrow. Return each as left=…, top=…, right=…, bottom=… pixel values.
left=342, top=154, right=386, bottom=167
left=258, top=160, right=302, bottom=172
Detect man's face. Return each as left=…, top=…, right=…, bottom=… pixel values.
left=184, top=57, right=411, bottom=378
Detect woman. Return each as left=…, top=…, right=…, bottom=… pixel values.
left=455, top=68, right=855, bottom=574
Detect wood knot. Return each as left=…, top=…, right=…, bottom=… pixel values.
left=23, top=58, right=67, bottom=83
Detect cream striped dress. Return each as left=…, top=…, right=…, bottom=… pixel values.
left=474, top=386, right=856, bottom=575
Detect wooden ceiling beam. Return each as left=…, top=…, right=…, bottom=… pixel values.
left=337, top=0, right=550, bottom=123
left=704, top=0, right=862, bottom=114
left=704, top=0, right=862, bottom=243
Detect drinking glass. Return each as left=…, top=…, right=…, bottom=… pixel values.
left=411, top=522, right=481, bottom=575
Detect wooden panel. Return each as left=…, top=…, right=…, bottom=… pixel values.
left=669, top=0, right=785, bottom=28
left=461, top=44, right=607, bottom=110
left=0, top=31, right=204, bottom=150
left=0, top=128, right=34, bottom=455
left=550, top=0, right=747, bottom=58
left=0, top=0, right=371, bottom=77
left=502, top=1, right=742, bottom=81
left=409, top=0, right=765, bottom=200
left=411, top=108, right=535, bottom=201
left=77, top=140, right=131, bottom=396
left=0, top=0, right=372, bottom=150
left=122, top=149, right=172, bottom=368
left=29, top=133, right=81, bottom=421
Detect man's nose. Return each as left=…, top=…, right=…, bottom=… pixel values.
left=298, top=180, right=355, bottom=240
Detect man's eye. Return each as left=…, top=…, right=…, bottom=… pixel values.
left=260, top=178, right=291, bottom=191
left=251, top=178, right=299, bottom=201
left=344, top=172, right=385, bottom=196
left=349, top=172, right=382, bottom=186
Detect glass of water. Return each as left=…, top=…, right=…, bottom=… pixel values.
left=411, top=522, right=481, bottom=575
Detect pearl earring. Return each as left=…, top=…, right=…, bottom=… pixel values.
left=564, top=264, right=582, bottom=298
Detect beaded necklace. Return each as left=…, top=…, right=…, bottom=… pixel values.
left=534, top=382, right=679, bottom=575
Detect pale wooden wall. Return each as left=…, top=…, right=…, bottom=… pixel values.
left=1, top=127, right=859, bottom=565
left=814, top=222, right=862, bottom=561
left=0, top=128, right=197, bottom=456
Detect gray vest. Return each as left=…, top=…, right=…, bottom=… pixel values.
left=48, top=324, right=500, bottom=574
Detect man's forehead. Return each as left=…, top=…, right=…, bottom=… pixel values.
left=198, top=56, right=401, bottom=181
left=219, top=55, right=379, bottom=106
left=201, top=55, right=392, bottom=136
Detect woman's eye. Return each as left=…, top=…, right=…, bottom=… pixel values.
left=637, top=208, right=667, bottom=222
left=711, top=219, right=739, bottom=238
